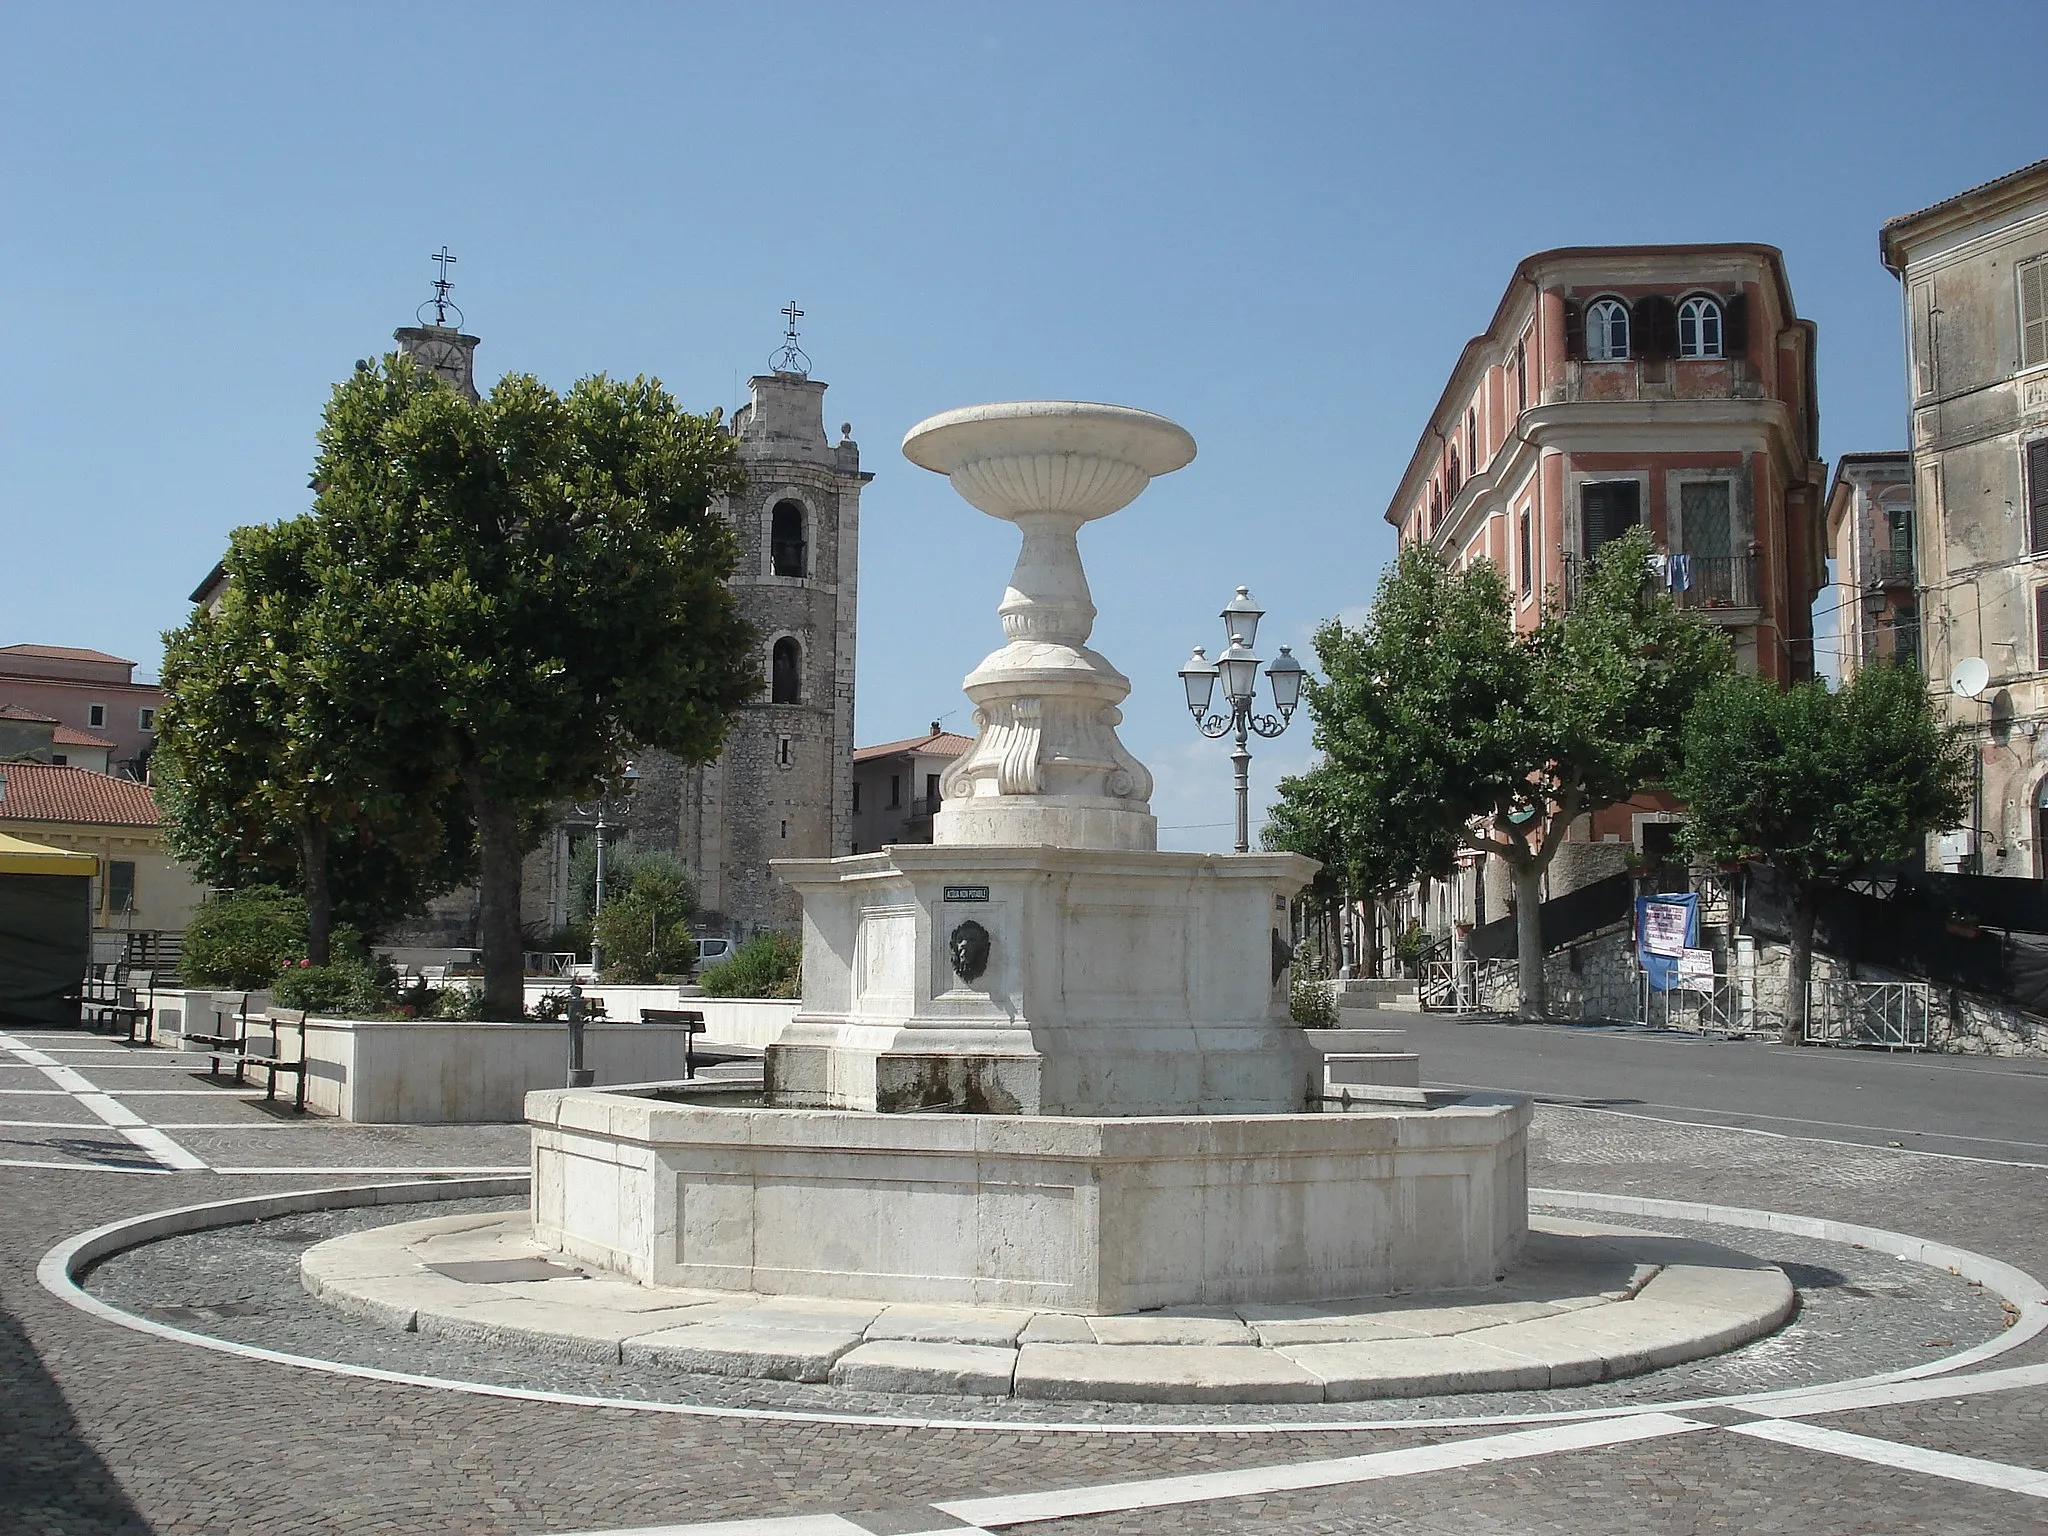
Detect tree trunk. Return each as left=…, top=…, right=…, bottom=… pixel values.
left=467, top=766, right=526, bottom=1021
left=1781, top=890, right=1818, bottom=1047
left=299, top=822, right=331, bottom=967
left=1514, top=861, right=1547, bottom=1019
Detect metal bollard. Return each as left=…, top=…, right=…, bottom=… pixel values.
left=566, top=981, right=594, bottom=1088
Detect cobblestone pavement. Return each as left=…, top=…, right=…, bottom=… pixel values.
left=4, top=1022, right=2048, bottom=1534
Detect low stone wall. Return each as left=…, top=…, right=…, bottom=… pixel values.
left=1539, top=928, right=1637, bottom=1023
left=513, top=982, right=797, bottom=1048
left=293, top=1017, right=723, bottom=1123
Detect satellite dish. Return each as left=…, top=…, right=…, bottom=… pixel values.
left=1952, top=656, right=1990, bottom=699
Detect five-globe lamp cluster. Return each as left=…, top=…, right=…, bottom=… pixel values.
left=1179, top=587, right=1306, bottom=853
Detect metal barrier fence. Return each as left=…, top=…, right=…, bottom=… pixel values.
left=1804, top=979, right=1933, bottom=1051
left=1420, top=957, right=1519, bottom=1014
left=1638, top=969, right=1770, bottom=1036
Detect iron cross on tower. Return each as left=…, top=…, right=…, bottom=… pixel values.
left=771, top=300, right=811, bottom=376
left=429, top=246, right=458, bottom=325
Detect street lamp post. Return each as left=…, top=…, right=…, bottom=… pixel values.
left=573, top=762, right=640, bottom=975
left=1179, top=587, right=1306, bottom=854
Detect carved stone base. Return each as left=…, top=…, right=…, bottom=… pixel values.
left=767, top=844, right=1323, bottom=1117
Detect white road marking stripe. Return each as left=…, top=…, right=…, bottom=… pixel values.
left=92, top=1089, right=266, bottom=1096
left=78, top=1093, right=142, bottom=1126
left=1728, top=1418, right=2048, bottom=1497
left=209, top=1165, right=528, bottom=1176
left=1753, top=1361, right=2048, bottom=1419
left=0, top=1089, right=74, bottom=1095
left=0, top=1119, right=105, bottom=1128
left=125, top=1126, right=209, bottom=1171
left=0, top=1032, right=209, bottom=1173
left=0, top=1158, right=169, bottom=1174
left=549, top=1519, right=881, bottom=1536
left=937, top=1414, right=1713, bottom=1527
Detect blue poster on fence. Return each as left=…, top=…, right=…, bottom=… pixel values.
left=1636, top=893, right=1698, bottom=993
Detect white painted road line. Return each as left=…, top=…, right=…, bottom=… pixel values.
left=0, top=1032, right=209, bottom=1173
left=1728, top=1418, right=2048, bottom=1498
left=0, top=1158, right=169, bottom=1174
left=208, top=1165, right=529, bottom=1176
left=1754, top=1359, right=2048, bottom=1420
left=936, top=1413, right=1715, bottom=1528
left=550, top=1519, right=882, bottom=1536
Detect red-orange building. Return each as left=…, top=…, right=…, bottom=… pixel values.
left=1386, top=245, right=1826, bottom=683
left=1382, top=246, right=1826, bottom=916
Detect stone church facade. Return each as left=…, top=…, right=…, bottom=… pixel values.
left=540, top=369, right=865, bottom=938
left=382, top=326, right=864, bottom=945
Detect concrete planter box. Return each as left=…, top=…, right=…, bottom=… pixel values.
left=151, top=988, right=272, bottom=1043
left=529, top=1086, right=1531, bottom=1313
left=296, top=1017, right=726, bottom=1124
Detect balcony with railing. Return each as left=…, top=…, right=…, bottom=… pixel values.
left=1561, top=551, right=1759, bottom=620
left=1868, top=547, right=1916, bottom=590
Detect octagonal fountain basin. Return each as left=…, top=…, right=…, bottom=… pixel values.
left=526, top=1081, right=1530, bottom=1316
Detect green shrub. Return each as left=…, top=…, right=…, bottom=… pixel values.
left=1288, top=938, right=1337, bottom=1027
left=593, top=856, right=698, bottom=983
left=698, top=930, right=802, bottom=999
left=181, top=888, right=307, bottom=989
left=272, top=957, right=381, bottom=1015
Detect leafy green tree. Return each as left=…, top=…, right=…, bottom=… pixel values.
left=180, top=888, right=308, bottom=988
left=1301, top=528, right=1728, bottom=1016
left=158, top=519, right=465, bottom=962
left=305, top=356, right=757, bottom=1017
left=1675, top=663, right=1970, bottom=1044
left=591, top=851, right=699, bottom=982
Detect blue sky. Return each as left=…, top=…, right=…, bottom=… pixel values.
left=3, top=2, right=2043, bottom=851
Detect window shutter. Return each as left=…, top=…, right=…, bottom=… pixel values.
left=1636, top=296, right=1675, bottom=361
left=2020, top=258, right=2048, bottom=370
left=1563, top=300, right=1585, bottom=361
left=2030, top=439, right=2048, bottom=553
left=2036, top=584, right=2048, bottom=671
left=1724, top=293, right=1749, bottom=359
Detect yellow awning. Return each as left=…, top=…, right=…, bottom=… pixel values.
left=0, top=831, right=98, bottom=877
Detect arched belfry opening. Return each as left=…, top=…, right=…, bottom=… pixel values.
left=771, top=500, right=808, bottom=578
left=771, top=636, right=802, bottom=704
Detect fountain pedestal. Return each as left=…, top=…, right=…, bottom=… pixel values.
left=764, top=402, right=1321, bottom=1116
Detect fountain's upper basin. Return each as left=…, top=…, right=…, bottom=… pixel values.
left=902, top=401, right=1197, bottom=521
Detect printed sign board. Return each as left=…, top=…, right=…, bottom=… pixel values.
left=943, top=886, right=991, bottom=903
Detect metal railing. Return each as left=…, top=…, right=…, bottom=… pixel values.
left=1420, top=957, right=1518, bottom=1014
left=1804, top=980, right=1933, bottom=1051
left=1668, top=554, right=1758, bottom=612
left=1639, top=968, right=1769, bottom=1036
left=1559, top=551, right=1757, bottom=613
left=1869, top=548, right=1916, bottom=587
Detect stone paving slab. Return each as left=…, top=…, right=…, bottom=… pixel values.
left=299, top=1209, right=1794, bottom=1403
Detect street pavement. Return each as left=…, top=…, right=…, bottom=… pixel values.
left=3, top=1019, right=2047, bottom=1534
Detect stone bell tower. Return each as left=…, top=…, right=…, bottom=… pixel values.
left=651, top=341, right=867, bottom=936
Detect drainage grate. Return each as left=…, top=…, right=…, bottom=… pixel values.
left=426, top=1258, right=583, bottom=1284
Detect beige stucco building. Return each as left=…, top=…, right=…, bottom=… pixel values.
left=1823, top=451, right=1917, bottom=684
left=1882, top=157, right=2048, bottom=874
left=0, top=760, right=203, bottom=937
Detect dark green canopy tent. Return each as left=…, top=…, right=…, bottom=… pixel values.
left=0, top=833, right=94, bottom=1026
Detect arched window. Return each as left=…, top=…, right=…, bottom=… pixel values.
left=1678, top=296, right=1723, bottom=359
left=771, top=636, right=801, bottom=704
left=1447, top=445, right=1462, bottom=500
left=770, top=500, right=807, bottom=578
left=1586, top=298, right=1630, bottom=361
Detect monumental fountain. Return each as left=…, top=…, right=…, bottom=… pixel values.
left=523, top=400, right=1531, bottom=1313
left=300, top=400, right=1797, bottom=1402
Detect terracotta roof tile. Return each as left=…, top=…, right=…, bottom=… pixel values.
left=0, top=703, right=59, bottom=723
left=52, top=725, right=118, bottom=748
left=0, top=643, right=134, bottom=665
left=853, top=730, right=975, bottom=764
left=0, top=762, right=160, bottom=826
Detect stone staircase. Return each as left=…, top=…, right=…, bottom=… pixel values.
left=1332, top=976, right=1423, bottom=1012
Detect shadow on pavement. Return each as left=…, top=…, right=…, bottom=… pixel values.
left=0, top=1281, right=153, bottom=1533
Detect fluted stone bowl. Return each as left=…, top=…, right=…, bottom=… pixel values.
left=902, top=401, right=1197, bottom=521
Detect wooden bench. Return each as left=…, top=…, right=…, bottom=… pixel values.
left=242, top=1009, right=310, bottom=1112
left=638, top=1008, right=706, bottom=1079
left=185, top=993, right=251, bottom=1080
left=75, top=968, right=157, bottom=1042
